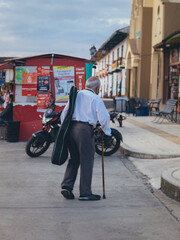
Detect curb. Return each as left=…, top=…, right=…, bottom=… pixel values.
left=161, top=167, right=180, bottom=202
left=120, top=142, right=180, bottom=159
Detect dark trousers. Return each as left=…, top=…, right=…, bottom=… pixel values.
left=61, top=122, right=95, bottom=196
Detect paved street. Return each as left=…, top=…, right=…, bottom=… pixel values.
left=1, top=141, right=180, bottom=240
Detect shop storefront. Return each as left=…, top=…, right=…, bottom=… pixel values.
left=0, top=54, right=91, bottom=140
left=169, top=48, right=180, bottom=112
left=0, top=71, right=5, bottom=85
left=154, top=31, right=180, bottom=112
left=0, top=66, right=14, bottom=93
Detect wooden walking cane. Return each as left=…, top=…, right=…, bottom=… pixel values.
left=101, top=135, right=106, bottom=199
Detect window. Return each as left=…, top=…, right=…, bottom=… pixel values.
left=117, top=48, right=119, bottom=59
left=121, top=45, right=124, bottom=58
left=157, top=5, right=160, bottom=15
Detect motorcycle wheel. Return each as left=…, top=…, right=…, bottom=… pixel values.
left=95, top=129, right=121, bottom=156
left=26, top=135, right=50, bottom=158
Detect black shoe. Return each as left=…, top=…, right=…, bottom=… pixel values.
left=61, top=189, right=75, bottom=199
left=78, top=194, right=101, bottom=201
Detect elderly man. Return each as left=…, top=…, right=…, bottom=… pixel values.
left=61, top=76, right=111, bottom=201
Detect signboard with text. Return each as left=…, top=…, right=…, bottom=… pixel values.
left=75, top=67, right=85, bottom=90
left=37, top=66, right=50, bottom=76
left=22, top=85, right=37, bottom=96
left=37, top=93, right=50, bottom=111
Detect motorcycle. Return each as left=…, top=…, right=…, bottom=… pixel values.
left=25, top=107, right=62, bottom=158
left=26, top=92, right=61, bottom=158
left=25, top=96, right=123, bottom=158
left=95, top=111, right=123, bottom=156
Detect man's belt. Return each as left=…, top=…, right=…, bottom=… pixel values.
left=72, top=120, right=93, bottom=127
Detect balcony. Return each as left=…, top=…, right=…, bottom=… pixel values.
left=108, top=58, right=125, bottom=74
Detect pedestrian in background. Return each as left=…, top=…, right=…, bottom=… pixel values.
left=0, top=91, right=4, bottom=107
left=3, top=89, right=10, bottom=109
left=0, top=94, right=13, bottom=124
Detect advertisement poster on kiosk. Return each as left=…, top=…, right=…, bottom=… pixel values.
left=15, top=66, right=37, bottom=85
left=15, top=66, right=51, bottom=111
left=22, top=85, right=37, bottom=96
left=53, top=66, right=74, bottom=103
left=37, top=76, right=50, bottom=93
left=37, top=93, right=50, bottom=111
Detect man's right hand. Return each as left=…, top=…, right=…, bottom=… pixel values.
left=97, top=127, right=105, bottom=139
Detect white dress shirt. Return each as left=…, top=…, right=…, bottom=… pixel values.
left=61, top=89, right=111, bottom=135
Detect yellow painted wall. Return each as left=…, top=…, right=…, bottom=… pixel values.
left=150, top=0, right=164, bottom=101
left=164, top=3, right=180, bottom=37
left=151, top=0, right=164, bottom=47
left=128, top=0, right=153, bottom=98
left=143, top=0, right=153, bottom=7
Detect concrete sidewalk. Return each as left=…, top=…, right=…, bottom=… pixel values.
left=115, top=116, right=180, bottom=159
left=110, top=115, right=180, bottom=201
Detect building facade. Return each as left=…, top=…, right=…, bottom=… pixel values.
left=126, top=0, right=180, bottom=111
left=91, top=27, right=129, bottom=98
left=125, top=0, right=153, bottom=99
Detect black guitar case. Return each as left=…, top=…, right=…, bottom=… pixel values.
left=51, top=86, right=78, bottom=166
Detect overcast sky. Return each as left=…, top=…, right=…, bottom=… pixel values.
left=0, top=0, right=131, bottom=59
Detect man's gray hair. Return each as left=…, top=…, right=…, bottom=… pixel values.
left=85, top=77, right=101, bottom=89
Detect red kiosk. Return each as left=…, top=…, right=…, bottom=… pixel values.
left=0, top=53, right=92, bottom=140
